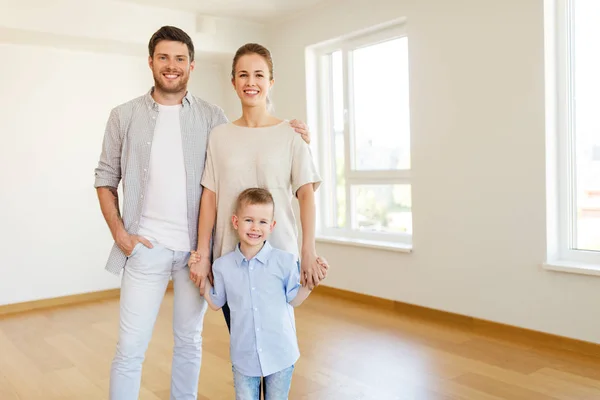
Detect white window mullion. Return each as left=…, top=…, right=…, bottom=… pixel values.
left=342, top=47, right=353, bottom=231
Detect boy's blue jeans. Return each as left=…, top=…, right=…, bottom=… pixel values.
left=233, top=365, right=294, bottom=400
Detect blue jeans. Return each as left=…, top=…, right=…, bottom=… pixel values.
left=109, top=242, right=208, bottom=400
left=233, top=365, right=294, bottom=400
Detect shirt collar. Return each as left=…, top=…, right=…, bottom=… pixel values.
left=234, top=241, right=273, bottom=266
left=143, top=86, right=194, bottom=111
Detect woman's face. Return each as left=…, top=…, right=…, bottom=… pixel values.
left=232, top=53, right=273, bottom=108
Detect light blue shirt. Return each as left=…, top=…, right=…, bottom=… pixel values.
left=210, top=241, right=301, bottom=377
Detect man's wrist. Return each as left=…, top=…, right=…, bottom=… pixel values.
left=114, top=229, right=129, bottom=244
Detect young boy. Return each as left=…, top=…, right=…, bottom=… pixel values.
left=190, top=188, right=325, bottom=399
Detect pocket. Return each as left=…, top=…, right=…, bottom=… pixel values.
left=128, top=242, right=143, bottom=258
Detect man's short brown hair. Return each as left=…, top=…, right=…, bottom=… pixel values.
left=148, top=25, right=195, bottom=61
left=235, top=188, right=275, bottom=215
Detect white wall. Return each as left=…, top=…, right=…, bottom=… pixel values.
left=0, top=0, right=262, bottom=305
left=267, top=0, right=600, bottom=344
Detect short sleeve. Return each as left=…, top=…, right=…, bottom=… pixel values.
left=200, top=135, right=216, bottom=192
left=209, top=263, right=227, bottom=309
left=211, top=106, right=228, bottom=129
left=285, top=259, right=302, bottom=303
left=291, top=134, right=322, bottom=196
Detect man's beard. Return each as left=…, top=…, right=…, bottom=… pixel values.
left=153, top=69, right=189, bottom=94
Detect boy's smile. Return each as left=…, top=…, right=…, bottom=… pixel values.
left=232, top=203, right=276, bottom=249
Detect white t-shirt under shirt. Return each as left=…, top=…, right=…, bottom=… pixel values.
left=201, top=121, right=322, bottom=260
left=138, top=104, right=190, bottom=251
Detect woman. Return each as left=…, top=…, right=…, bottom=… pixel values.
left=189, top=42, right=327, bottom=301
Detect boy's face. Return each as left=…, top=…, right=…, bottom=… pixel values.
left=232, top=203, right=276, bottom=247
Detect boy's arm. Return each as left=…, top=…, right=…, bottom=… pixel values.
left=203, top=266, right=226, bottom=311
left=203, top=280, right=222, bottom=311
left=289, top=286, right=312, bottom=307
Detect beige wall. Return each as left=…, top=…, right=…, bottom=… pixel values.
left=267, top=0, right=600, bottom=345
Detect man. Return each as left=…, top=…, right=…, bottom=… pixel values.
left=94, top=26, right=311, bottom=400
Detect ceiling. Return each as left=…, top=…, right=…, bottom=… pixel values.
left=114, top=0, right=331, bottom=23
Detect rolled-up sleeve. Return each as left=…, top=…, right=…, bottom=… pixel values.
left=210, top=265, right=227, bottom=309
left=94, top=108, right=122, bottom=188
left=285, top=259, right=301, bottom=303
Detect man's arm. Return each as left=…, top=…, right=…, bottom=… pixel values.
left=96, top=186, right=152, bottom=256
left=94, top=108, right=151, bottom=256
left=97, top=186, right=126, bottom=242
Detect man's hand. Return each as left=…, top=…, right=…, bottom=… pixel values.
left=189, top=251, right=212, bottom=295
left=289, top=119, right=311, bottom=144
left=301, top=251, right=328, bottom=289
left=116, top=232, right=153, bottom=256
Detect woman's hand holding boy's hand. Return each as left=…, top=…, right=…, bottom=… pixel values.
left=301, top=252, right=329, bottom=289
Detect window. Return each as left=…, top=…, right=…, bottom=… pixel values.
left=309, top=24, right=412, bottom=249
left=546, top=0, right=600, bottom=269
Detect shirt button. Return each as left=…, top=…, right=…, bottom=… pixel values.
left=259, top=348, right=262, bottom=352
left=254, top=308, right=257, bottom=311
left=146, top=142, right=151, bottom=145
left=251, top=287, right=255, bottom=291
left=256, top=328, right=260, bottom=332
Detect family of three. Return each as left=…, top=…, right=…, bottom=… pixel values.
left=94, top=25, right=329, bottom=400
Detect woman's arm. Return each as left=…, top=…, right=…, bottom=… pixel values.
left=297, top=184, right=326, bottom=289
left=189, top=188, right=217, bottom=293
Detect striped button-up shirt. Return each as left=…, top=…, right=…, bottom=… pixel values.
left=94, top=88, right=228, bottom=275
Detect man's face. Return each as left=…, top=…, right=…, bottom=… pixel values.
left=148, top=40, right=194, bottom=94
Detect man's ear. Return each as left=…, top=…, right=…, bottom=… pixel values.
left=232, top=215, right=239, bottom=229
left=148, top=56, right=153, bottom=70
left=270, top=220, right=276, bottom=231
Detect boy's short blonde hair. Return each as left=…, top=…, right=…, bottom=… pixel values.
left=235, top=188, right=275, bottom=215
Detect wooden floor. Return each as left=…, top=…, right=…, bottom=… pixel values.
left=2, top=291, right=600, bottom=400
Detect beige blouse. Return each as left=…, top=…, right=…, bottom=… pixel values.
left=201, top=121, right=321, bottom=260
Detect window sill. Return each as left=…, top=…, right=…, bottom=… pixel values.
left=542, top=260, right=600, bottom=277
left=316, top=235, right=412, bottom=253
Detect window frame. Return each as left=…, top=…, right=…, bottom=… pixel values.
left=309, top=23, right=413, bottom=248
left=545, top=0, right=600, bottom=271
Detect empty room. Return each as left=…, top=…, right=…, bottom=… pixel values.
left=1, top=0, right=600, bottom=399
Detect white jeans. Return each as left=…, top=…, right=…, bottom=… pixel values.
left=109, top=242, right=207, bottom=400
